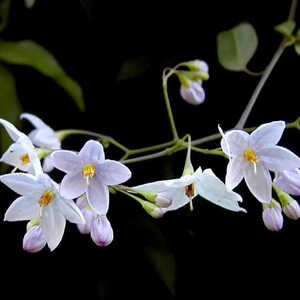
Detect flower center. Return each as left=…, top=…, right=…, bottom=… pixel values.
left=20, top=153, right=30, bottom=165
left=38, top=189, right=55, bottom=207
left=82, top=164, right=96, bottom=185
left=185, top=183, right=195, bottom=198
left=243, top=148, right=259, bottom=174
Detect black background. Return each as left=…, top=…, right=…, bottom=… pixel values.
left=1, top=1, right=300, bottom=299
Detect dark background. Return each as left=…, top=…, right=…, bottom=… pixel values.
left=0, top=1, right=299, bottom=299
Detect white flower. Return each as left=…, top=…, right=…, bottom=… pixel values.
left=0, top=118, right=42, bottom=176
left=1, top=172, right=85, bottom=251
left=51, top=140, right=132, bottom=215
left=221, top=121, right=300, bottom=203
left=21, top=113, right=61, bottom=172
left=133, top=167, right=246, bottom=213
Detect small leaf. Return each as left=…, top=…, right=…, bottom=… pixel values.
left=296, top=28, right=300, bottom=39
left=0, top=0, right=11, bottom=32
left=0, top=63, right=22, bottom=172
left=274, top=20, right=296, bottom=36
left=217, top=23, right=258, bottom=71
left=0, top=40, right=85, bottom=111
left=117, top=56, right=149, bottom=81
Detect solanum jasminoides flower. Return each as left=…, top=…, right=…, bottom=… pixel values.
left=221, top=121, right=300, bottom=203
left=0, top=118, right=42, bottom=176
left=180, top=80, right=206, bottom=105
left=133, top=167, right=246, bottom=214
left=21, top=113, right=61, bottom=172
left=262, top=200, right=283, bottom=232
left=76, top=196, right=113, bottom=247
left=273, top=169, right=300, bottom=196
left=51, top=140, right=132, bottom=215
left=1, top=172, right=85, bottom=251
left=23, top=225, right=46, bottom=253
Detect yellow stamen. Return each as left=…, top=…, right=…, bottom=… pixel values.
left=82, top=164, right=96, bottom=185
left=38, top=189, right=55, bottom=207
left=20, top=153, right=30, bottom=165
left=243, top=148, right=259, bottom=175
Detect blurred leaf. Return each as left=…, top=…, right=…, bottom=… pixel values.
left=274, top=20, right=296, bottom=36
left=294, top=41, right=300, bottom=55
left=0, top=0, right=11, bottom=32
left=217, top=23, right=258, bottom=71
left=0, top=63, right=22, bottom=172
left=117, top=56, right=150, bottom=81
left=0, top=40, right=85, bottom=111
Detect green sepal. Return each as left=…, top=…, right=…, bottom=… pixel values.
left=274, top=20, right=296, bottom=37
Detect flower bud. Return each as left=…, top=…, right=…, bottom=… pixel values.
left=155, top=193, right=172, bottom=208
left=182, top=59, right=209, bottom=73
left=283, top=199, right=300, bottom=220
left=180, top=81, right=205, bottom=105
left=23, top=225, right=46, bottom=253
left=262, top=200, right=283, bottom=232
left=141, top=200, right=164, bottom=218
left=90, top=216, right=114, bottom=247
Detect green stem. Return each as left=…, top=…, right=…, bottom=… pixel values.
left=235, top=0, right=298, bottom=129
left=162, top=71, right=179, bottom=140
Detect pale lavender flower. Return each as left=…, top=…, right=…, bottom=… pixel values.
left=180, top=81, right=205, bottom=105
left=1, top=172, right=85, bottom=251
left=51, top=140, right=131, bottom=215
left=0, top=118, right=42, bottom=176
left=273, top=169, right=300, bottom=196
left=76, top=196, right=94, bottom=234
left=133, top=167, right=246, bottom=214
left=21, top=113, right=61, bottom=172
left=262, top=200, right=283, bottom=232
left=282, top=199, right=300, bottom=220
left=23, top=225, right=46, bottom=253
left=91, top=216, right=113, bottom=247
left=221, top=121, right=300, bottom=203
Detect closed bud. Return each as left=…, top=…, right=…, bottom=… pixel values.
left=262, top=200, right=283, bottom=232
left=23, top=225, right=46, bottom=253
left=141, top=200, right=164, bottom=218
left=283, top=199, right=300, bottom=220
left=181, top=59, right=209, bottom=73
left=180, top=81, right=205, bottom=105
left=90, top=216, right=114, bottom=247
left=155, top=193, right=172, bottom=208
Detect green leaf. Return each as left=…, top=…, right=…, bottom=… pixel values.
left=0, top=63, right=22, bottom=172
left=0, top=40, right=85, bottom=111
left=294, top=41, right=300, bottom=55
left=217, top=23, right=258, bottom=71
left=0, top=0, right=11, bottom=32
left=274, top=20, right=296, bottom=36
left=117, top=56, right=150, bottom=81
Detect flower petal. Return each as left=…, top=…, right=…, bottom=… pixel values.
left=196, top=169, right=246, bottom=212
left=51, top=150, right=81, bottom=173
left=4, top=196, right=39, bottom=221
left=29, top=128, right=61, bottom=150
left=134, top=179, right=178, bottom=193
left=60, top=172, right=86, bottom=199
left=273, top=169, right=300, bottom=196
left=43, top=155, right=55, bottom=173
left=225, top=156, right=247, bottom=190
left=258, top=146, right=300, bottom=172
left=41, top=205, right=66, bottom=251
left=79, top=140, right=105, bottom=163
left=250, top=121, right=285, bottom=151
left=244, top=163, right=272, bottom=203
left=0, top=173, right=43, bottom=196
left=96, top=160, right=131, bottom=185
left=221, top=130, right=249, bottom=157
left=77, top=208, right=94, bottom=234
left=162, top=187, right=190, bottom=212
left=55, top=197, right=85, bottom=224
left=0, top=118, right=28, bottom=142
left=20, top=113, right=49, bottom=129
left=86, top=179, right=109, bottom=215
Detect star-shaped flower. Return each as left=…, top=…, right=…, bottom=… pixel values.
left=21, top=113, right=61, bottom=172
left=133, top=166, right=246, bottom=213
left=51, top=140, right=132, bottom=215
left=221, top=121, right=300, bottom=203
left=1, top=172, right=85, bottom=251
left=0, top=118, right=42, bottom=176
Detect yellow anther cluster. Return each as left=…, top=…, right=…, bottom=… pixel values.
left=38, top=190, right=55, bottom=207
left=243, top=148, right=259, bottom=164
left=82, top=164, right=96, bottom=178
left=20, top=153, right=30, bottom=165
left=185, top=183, right=195, bottom=198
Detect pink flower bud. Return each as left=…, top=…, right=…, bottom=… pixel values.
left=262, top=206, right=283, bottom=232
left=180, top=81, right=205, bottom=105
left=90, top=216, right=114, bottom=247
left=155, top=193, right=172, bottom=208
left=283, top=200, right=300, bottom=220
left=23, top=226, right=46, bottom=253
